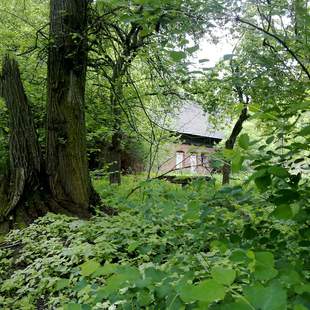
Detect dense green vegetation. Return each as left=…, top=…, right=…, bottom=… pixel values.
left=1, top=177, right=310, bottom=309
left=0, top=0, right=310, bottom=309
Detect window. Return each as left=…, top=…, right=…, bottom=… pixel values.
left=176, top=152, right=184, bottom=169
left=190, top=153, right=197, bottom=173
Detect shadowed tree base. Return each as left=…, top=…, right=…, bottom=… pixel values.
left=0, top=186, right=90, bottom=234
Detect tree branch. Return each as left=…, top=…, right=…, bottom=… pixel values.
left=236, top=17, right=310, bottom=80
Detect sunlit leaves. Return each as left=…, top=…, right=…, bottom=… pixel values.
left=211, top=266, right=236, bottom=285
left=237, top=134, right=249, bottom=151
left=179, top=280, right=226, bottom=303
left=91, top=263, right=118, bottom=277
left=232, top=153, right=244, bottom=173
left=80, top=260, right=100, bottom=277
left=55, top=278, right=70, bottom=291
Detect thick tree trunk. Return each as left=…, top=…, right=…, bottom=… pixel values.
left=222, top=106, right=248, bottom=185
left=46, top=0, right=91, bottom=213
left=0, top=0, right=106, bottom=233
left=0, top=56, right=47, bottom=231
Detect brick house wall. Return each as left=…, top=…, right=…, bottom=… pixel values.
left=158, top=141, right=217, bottom=175
left=157, top=103, right=224, bottom=175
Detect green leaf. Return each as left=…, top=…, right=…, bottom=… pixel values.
left=230, top=249, right=249, bottom=263
left=299, top=125, right=310, bottom=136
left=101, top=274, right=127, bottom=296
left=279, top=268, right=301, bottom=286
left=271, top=189, right=300, bottom=205
left=137, top=290, right=153, bottom=306
left=254, top=252, right=278, bottom=281
left=64, top=304, right=84, bottom=310
left=221, top=300, right=252, bottom=310
left=254, top=174, right=271, bottom=191
left=288, top=101, right=310, bottom=112
left=144, top=267, right=166, bottom=283
left=100, top=265, right=141, bottom=296
left=55, top=278, right=70, bottom=291
left=211, top=266, right=236, bottom=285
left=295, top=283, right=310, bottom=294
left=268, top=166, right=289, bottom=178
left=80, top=260, right=100, bottom=277
left=167, top=295, right=185, bottom=310
left=238, top=133, right=250, bottom=150
left=92, top=263, right=118, bottom=277
left=179, top=280, right=225, bottom=303
left=178, top=284, right=198, bottom=303
left=294, top=305, right=308, bottom=310
left=244, top=282, right=287, bottom=310
left=184, top=200, right=200, bottom=221
left=266, top=136, right=274, bottom=144
left=271, top=205, right=293, bottom=220
left=169, top=50, right=186, bottom=62
left=223, top=148, right=235, bottom=159
left=117, top=265, right=140, bottom=282
left=232, top=154, right=244, bottom=173
left=251, top=168, right=267, bottom=179
left=196, top=301, right=211, bottom=309
left=196, top=279, right=226, bottom=302
left=249, top=103, right=260, bottom=112
left=127, top=241, right=140, bottom=253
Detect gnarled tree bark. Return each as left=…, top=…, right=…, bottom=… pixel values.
left=0, top=0, right=102, bottom=233
left=0, top=56, right=47, bottom=231
left=46, top=0, right=92, bottom=215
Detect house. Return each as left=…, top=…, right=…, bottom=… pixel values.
left=159, top=103, right=224, bottom=175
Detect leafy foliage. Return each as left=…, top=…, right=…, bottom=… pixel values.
left=0, top=0, right=310, bottom=309
left=1, top=178, right=310, bottom=309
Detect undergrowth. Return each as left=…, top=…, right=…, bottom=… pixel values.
left=0, top=178, right=309, bottom=309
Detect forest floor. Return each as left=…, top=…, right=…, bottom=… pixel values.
left=0, top=175, right=308, bottom=309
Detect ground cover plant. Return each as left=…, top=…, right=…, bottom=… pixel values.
left=1, top=175, right=310, bottom=309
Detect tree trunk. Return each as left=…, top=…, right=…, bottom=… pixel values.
left=108, top=75, right=123, bottom=185
left=46, top=0, right=91, bottom=213
left=0, top=55, right=48, bottom=231
left=222, top=106, right=248, bottom=185
left=109, top=130, right=122, bottom=184
left=0, top=0, right=106, bottom=233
